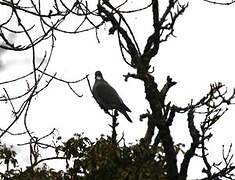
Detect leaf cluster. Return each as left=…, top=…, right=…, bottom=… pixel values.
left=63, top=135, right=167, bottom=180
left=0, top=142, right=17, bottom=172
left=0, top=134, right=170, bottom=180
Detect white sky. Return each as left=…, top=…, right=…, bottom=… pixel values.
left=0, top=0, right=235, bottom=179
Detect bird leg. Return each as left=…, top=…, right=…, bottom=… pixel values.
left=104, top=109, right=112, bottom=116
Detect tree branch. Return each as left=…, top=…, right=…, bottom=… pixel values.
left=179, top=108, right=200, bottom=180
left=203, top=0, right=235, bottom=5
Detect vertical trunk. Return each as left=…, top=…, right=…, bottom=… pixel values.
left=144, top=76, right=178, bottom=179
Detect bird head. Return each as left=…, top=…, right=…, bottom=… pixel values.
left=95, top=71, right=103, bottom=80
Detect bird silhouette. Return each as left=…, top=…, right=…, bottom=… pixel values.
left=92, top=71, right=132, bottom=123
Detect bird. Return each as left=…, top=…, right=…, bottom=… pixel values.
left=92, top=71, right=132, bottom=123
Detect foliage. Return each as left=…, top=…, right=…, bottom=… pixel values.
left=0, top=142, right=17, bottom=172
left=0, top=134, right=170, bottom=180
left=64, top=135, right=168, bottom=180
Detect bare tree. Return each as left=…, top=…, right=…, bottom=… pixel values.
left=0, top=0, right=234, bottom=179
left=97, top=0, right=235, bottom=179
left=0, top=0, right=98, bottom=173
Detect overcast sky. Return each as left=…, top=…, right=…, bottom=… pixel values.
left=0, top=0, right=235, bottom=179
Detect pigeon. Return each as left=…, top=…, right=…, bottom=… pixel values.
left=92, top=71, right=132, bottom=123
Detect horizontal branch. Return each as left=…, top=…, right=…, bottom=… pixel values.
left=203, top=0, right=235, bottom=5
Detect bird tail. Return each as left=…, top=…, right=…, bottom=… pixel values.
left=120, top=110, right=132, bottom=123
left=120, top=103, right=131, bottom=112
